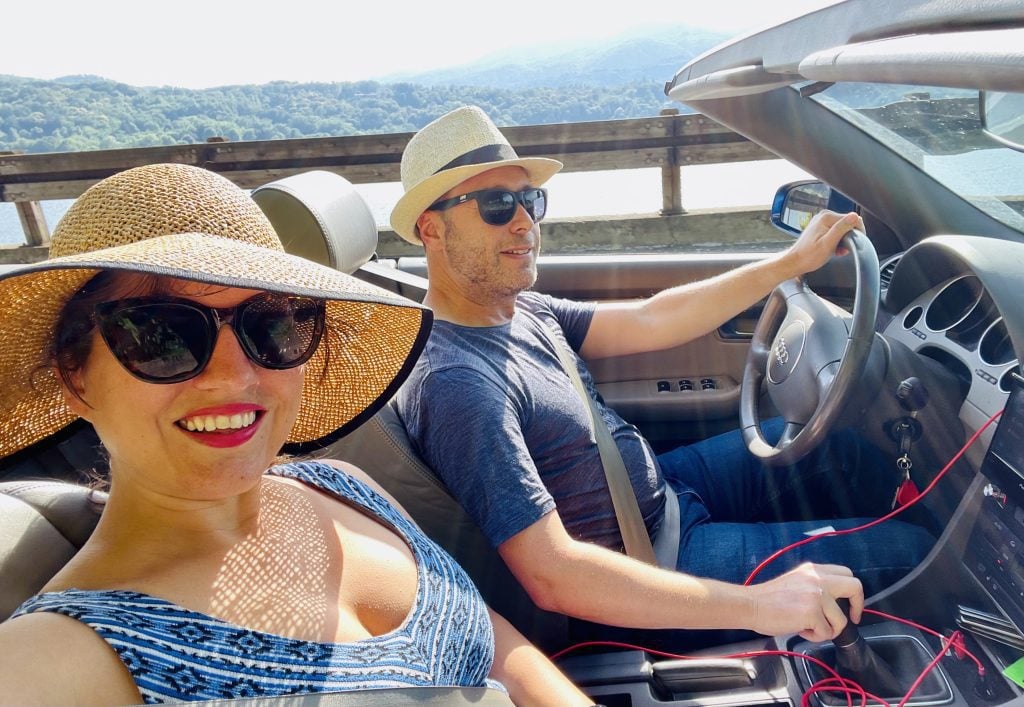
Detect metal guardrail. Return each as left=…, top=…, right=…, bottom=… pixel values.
left=0, top=109, right=774, bottom=256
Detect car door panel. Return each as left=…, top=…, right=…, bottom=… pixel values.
left=533, top=253, right=769, bottom=447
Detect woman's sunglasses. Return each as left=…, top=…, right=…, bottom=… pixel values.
left=93, top=293, right=326, bottom=384
left=427, top=187, right=548, bottom=226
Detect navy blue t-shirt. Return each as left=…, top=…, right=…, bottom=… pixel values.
left=398, top=292, right=665, bottom=550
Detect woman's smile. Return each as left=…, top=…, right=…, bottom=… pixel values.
left=176, top=403, right=266, bottom=448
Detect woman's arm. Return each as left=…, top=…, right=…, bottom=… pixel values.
left=0, top=611, right=141, bottom=706
left=488, top=608, right=593, bottom=706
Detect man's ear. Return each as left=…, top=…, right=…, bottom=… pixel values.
left=416, top=211, right=444, bottom=250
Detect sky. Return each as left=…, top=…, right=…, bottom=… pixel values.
left=3, top=0, right=839, bottom=89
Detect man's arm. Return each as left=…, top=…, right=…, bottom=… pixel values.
left=499, top=510, right=863, bottom=643
left=580, top=211, right=863, bottom=360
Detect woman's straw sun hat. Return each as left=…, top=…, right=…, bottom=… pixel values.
left=0, top=163, right=431, bottom=460
left=390, top=106, right=563, bottom=244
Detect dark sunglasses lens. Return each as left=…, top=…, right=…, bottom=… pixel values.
left=100, top=303, right=209, bottom=382
left=523, top=189, right=547, bottom=222
left=477, top=190, right=519, bottom=225
left=476, top=189, right=547, bottom=225
left=237, top=295, right=324, bottom=368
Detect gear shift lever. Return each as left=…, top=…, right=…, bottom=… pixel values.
left=832, top=599, right=904, bottom=698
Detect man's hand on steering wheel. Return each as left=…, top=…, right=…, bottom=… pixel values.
left=740, top=209, right=880, bottom=466
left=778, top=211, right=863, bottom=280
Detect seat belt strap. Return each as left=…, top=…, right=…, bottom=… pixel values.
left=654, top=483, right=680, bottom=568
left=550, top=329, right=658, bottom=565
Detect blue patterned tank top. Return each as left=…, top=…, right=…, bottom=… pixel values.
left=12, top=461, right=500, bottom=703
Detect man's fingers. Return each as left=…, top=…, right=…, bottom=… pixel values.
left=826, top=213, right=862, bottom=246
left=809, top=563, right=854, bottom=577
left=824, top=574, right=865, bottom=623
left=799, top=608, right=836, bottom=643
left=840, top=211, right=863, bottom=229
left=822, top=594, right=850, bottom=638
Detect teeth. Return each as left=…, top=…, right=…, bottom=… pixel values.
left=182, top=410, right=257, bottom=432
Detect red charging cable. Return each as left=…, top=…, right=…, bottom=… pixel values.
left=550, top=408, right=1003, bottom=704
left=552, top=639, right=887, bottom=706
left=551, top=615, right=984, bottom=707
left=743, top=407, right=1003, bottom=586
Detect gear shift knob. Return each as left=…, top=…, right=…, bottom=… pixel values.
left=833, top=599, right=862, bottom=648
left=833, top=600, right=905, bottom=698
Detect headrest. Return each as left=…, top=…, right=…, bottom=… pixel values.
left=0, top=479, right=106, bottom=549
left=0, top=480, right=106, bottom=619
left=252, top=170, right=378, bottom=274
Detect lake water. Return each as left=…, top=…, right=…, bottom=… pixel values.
left=0, top=161, right=812, bottom=247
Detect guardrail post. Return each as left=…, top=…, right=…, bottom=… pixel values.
left=1, top=151, right=51, bottom=247
left=659, top=109, right=684, bottom=215
left=15, top=201, right=51, bottom=247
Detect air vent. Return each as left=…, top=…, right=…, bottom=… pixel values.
left=1000, top=365, right=1022, bottom=394
left=880, top=255, right=901, bottom=290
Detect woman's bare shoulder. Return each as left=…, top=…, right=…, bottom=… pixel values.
left=0, top=611, right=141, bottom=705
left=317, top=458, right=412, bottom=519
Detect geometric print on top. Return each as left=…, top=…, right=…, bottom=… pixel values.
left=12, top=461, right=500, bottom=703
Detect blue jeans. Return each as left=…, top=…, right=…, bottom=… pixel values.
left=657, top=418, right=935, bottom=594
left=567, top=420, right=936, bottom=650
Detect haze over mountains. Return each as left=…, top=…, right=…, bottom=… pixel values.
left=0, top=25, right=728, bottom=154
left=382, top=25, right=728, bottom=88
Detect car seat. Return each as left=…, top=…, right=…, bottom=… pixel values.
left=0, top=479, right=106, bottom=620
left=0, top=419, right=108, bottom=620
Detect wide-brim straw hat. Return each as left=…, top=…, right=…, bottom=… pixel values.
left=0, top=163, right=431, bottom=460
left=390, top=106, right=563, bottom=244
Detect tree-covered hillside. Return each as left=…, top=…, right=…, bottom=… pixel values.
left=0, top=76, right=675, bottom=154
left=0, top=25, right=724, bottom=154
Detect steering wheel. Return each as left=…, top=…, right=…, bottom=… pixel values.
left=740, top=229, right=879, bottom=466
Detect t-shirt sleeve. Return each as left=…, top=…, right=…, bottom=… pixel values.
left=521, top=292, right=596, bottom=352
left=402, top=365, right=556, bottom=548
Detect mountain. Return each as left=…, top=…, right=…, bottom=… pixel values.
left=382, top=24, right=728, bottom=89
left=0, top=24, right=726, bottom=154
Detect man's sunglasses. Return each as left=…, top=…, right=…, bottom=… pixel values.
left=427, top=187, right=548, bottom=226
left=94, top=293, right=326, bottom=384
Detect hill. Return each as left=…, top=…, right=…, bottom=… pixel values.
left=0, top=25, right=726, bottom=154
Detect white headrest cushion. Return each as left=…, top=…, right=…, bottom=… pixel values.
left=252, top=171, right=378, bottom=274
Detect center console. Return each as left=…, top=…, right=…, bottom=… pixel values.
left=560, top=377, right=1024, bottom=706
left=966, top=375, right=1024, bottom=637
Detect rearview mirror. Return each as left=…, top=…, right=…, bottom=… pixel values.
left=770, top=180, right=856, bottom=236
left=981, top=90, right=1024, bottom=152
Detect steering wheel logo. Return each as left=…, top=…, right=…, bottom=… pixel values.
left=774, top=338, right=790, bottom=365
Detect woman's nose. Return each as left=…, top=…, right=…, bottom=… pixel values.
left=194, top=326, right=259, bottom=388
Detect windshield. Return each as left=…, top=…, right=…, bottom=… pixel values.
left=807, top=83, right=1024, bottom=233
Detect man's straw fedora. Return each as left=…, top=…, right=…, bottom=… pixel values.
left=0, top=163, right=431, bottom=460
left=390, top=106, right=563, bottom=244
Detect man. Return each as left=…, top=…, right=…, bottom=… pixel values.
left=392, top=106, right=934, bottom=643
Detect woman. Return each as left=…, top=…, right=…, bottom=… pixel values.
left=0, top=164, right=590, bottom=705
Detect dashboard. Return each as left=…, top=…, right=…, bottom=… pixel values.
left=881, top=236, right=1024, bottom=452
left=878, top=234, right=1024, bottom=649
left=883, top=265, right=1019, bottom=427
